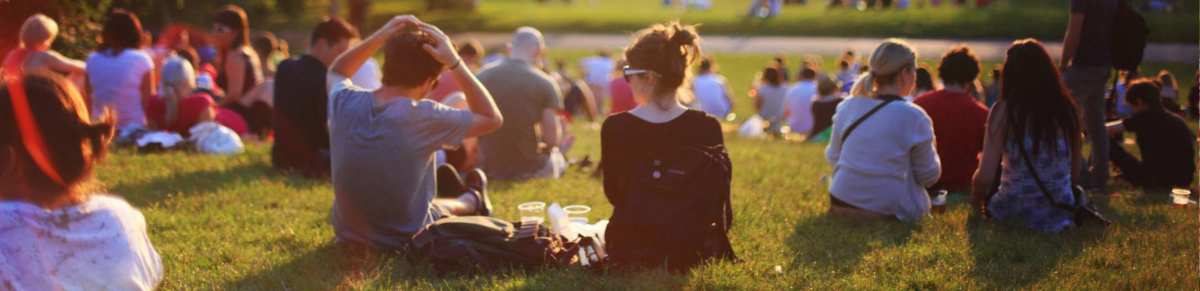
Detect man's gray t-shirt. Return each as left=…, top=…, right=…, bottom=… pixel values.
left=1070, top=0, right=1116, bottom=68
left=327, top=80, right=473, bottom=249
left=475, top=59, right=563, bottom=179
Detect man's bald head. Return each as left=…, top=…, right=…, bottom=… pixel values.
left=509, top=26, right=544, bottom=62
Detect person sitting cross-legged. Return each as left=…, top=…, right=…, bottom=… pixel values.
left=325, top=16, right=504, bottom=251
left=475, top=27, right=568, bottom=180
left=1105, top=79, right=1196, bottom=191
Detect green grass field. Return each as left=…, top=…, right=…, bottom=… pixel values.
left=93, top=50, right=1199, bottom=289
left=345, top=0, right=1199, bottom=43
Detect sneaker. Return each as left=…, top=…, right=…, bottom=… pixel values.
left=465, top=169, right=493, bottom=217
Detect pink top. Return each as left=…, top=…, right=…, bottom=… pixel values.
left=428, top=70, right=461, bottom=103
left=1, top=48, right=37, bottom=79
left=609, top=77, right=636, bottom=114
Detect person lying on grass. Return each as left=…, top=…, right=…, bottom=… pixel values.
left=0, top=74, right=163, bottom=290
left=325, top=15, right=503, bottom=251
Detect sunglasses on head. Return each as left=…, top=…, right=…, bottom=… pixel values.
left=623, top=65, right=661, bottom=83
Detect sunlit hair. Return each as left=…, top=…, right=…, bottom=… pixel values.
left=1125, top=78, right=1162, bottom=107
left=623, top=21, right=702, bottom=110
left=0, top=74, right=115, bottom=207
left=851, top=39, right=917, bottom=97
left=20, top=14, right=58, bottom=48
left=1000, top=39, right=1080, bottom=157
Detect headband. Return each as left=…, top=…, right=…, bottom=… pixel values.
left=5, top=77, right=65, bottom=185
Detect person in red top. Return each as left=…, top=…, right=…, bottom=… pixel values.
left=608, top=60, right=637, bottom=114
left=913, top=45, right=989, bottom=192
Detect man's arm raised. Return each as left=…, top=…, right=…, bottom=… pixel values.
left=326, top=15, right=423, bottom=95
left=418, top=24, right=503, bottom=138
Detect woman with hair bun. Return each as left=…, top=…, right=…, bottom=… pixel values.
left=601, top=21, right=731, bottom=271
left=825, top=39, right=942, bottom=221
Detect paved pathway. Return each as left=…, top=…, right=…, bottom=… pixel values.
left=454, top=32, right=1196, bottom=64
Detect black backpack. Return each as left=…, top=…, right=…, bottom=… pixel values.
left=1110, top=0, right=1149, bottom=71
left=605, top=145, right=738, bottom=272
left=410, top=216, right=584, bottom=274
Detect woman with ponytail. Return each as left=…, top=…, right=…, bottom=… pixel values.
left=825, top=39, right=942, bottom=221
left=0, top=74, right=163, bottom=289
left=145, top=56, right=248, bottom=136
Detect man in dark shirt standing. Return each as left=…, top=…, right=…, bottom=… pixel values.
left=1105, top=79, right=1196, bottom=190
left=272, top=17, right=360, bottom=178
left=1061, top=0, right=1117, bottom=195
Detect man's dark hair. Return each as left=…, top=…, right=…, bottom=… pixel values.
left=1126, top=78, right=1162, bottom=107
left=457, top=39, right=483, bottom=57
left=251, top=31, right=277, bottom=60
left=310, top=17, right=359, bottom=47
left=937, top=45, right=981, bottom=86
left=381, top=31, right=443, bottom=88
left=839, top=60, right=850, bottom=69
left=800, top=68, right=817, bottom=80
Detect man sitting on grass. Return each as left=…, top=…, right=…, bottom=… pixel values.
left=325, top=16, right=504, bottom=250
left=913, top=45, right=989, bottom=193
left=1105, top=79, right=1196, bottom=191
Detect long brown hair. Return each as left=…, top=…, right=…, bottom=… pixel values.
left=97, top=9, right=143, bottom=57
left=623, top=21, right=701, bottom=110
left=1000, top=39, right=1080, bottom=157
left=0, top=74, right=114, bottom=208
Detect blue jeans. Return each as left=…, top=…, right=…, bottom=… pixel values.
left=1063, top=66, right=1112, bottom=193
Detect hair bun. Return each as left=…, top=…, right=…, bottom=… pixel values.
left=667, top=22, right=699, bottom=48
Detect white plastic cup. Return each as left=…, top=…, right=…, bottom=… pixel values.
left=1171, top=188, right=1191, bottom=208
left=563, top=205, right=591, bottom=225
left=518, top=202, right=547, bottom=224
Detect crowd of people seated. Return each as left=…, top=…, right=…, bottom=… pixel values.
left=1, top=0, right=1197, bottom=287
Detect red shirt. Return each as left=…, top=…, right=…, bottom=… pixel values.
left=913, top=90, right=989, bottom=192
left=609, top=77, right=636, bottom=114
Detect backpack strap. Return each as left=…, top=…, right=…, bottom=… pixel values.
left=841, top=95, right=902, bottom=141
left=1008, top=111, right=1077, bottom=211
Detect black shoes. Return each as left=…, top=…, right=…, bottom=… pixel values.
left=465, top=169, right=493, bottom=217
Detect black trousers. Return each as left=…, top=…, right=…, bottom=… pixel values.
left=1109, top=136, right=1193, bottom=189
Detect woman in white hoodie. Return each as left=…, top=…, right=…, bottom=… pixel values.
left=825, top=39, right=941, bottom=221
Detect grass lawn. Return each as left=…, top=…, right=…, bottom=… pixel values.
left=344, top=0, right=1199, bottom=43
left=94, top=50, right=1199, bottom=289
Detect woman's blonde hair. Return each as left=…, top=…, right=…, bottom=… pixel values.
left=20, top=14, right=58, bottom=48
left=851, top=39, right=917, bottom=97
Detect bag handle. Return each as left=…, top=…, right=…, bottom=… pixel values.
left=841, top=95, right=902, bottom=141
left=1008, top=111, right=1077, bottom=211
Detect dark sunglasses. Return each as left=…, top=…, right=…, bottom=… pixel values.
left=623, top=65, right=661, bottom=83
left=212, top=24, right=232, bottom=34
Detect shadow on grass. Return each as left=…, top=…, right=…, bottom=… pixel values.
left=786, top=212, right=918, bottom=280
left=965, top=214, right=1105, bottom=289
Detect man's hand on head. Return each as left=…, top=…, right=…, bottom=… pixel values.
left=375, top=15, right=423, bottom=39
left=418, top=24, right=462, bottom=69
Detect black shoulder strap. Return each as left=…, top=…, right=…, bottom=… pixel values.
left=1009, top=112, right=1077, bottom=211
left=841, top=97, right=900, bottom=141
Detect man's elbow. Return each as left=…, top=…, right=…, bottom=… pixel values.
left=484, top=116, right=504, bottom=134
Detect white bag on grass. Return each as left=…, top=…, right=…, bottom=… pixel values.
left=189, top=121, right=244, bottom=155
left=738, top=115, right=766, bottom=138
